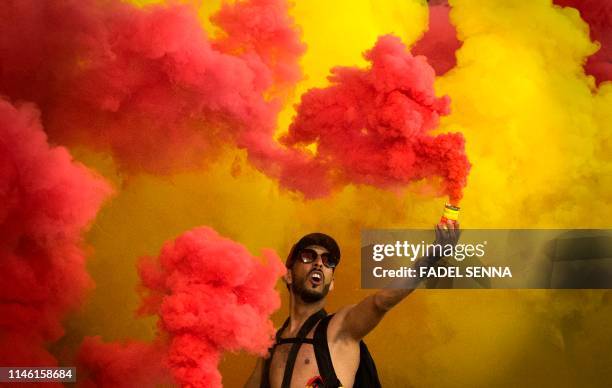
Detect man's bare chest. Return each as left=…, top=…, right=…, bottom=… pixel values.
left=269, top=343, right=320, bottom=387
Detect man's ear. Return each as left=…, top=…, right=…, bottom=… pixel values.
left=284, top=269, right=293, bottom=286
left=329, top=276, right=334, bottom=292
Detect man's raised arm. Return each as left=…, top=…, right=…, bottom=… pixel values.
left=336, top=222, right=460, bottom=341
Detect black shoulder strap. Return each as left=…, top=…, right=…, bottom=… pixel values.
left=313, top=314, right=342, bottom=387
left=355, top=341, right=381, bottom=388
left=281, top=309, right=327, bottom=388
left=313, top=316, right=382, bottom=388
left=260, top=309, right=327, bottom=388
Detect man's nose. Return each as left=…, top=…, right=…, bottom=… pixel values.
left=312, top=255, right=324, bottom=267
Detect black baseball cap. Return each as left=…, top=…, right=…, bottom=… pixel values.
left=285, top=232, right=341, bottom=269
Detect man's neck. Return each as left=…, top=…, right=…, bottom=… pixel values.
left=287, top=294, right=326, bottom=335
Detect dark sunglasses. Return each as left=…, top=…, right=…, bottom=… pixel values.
left=297, top=248, right=338, bottom=269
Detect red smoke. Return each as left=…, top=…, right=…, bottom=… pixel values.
left=281, top=35, right=470, bottom=201
left=0, top=0, right=469, bottom=201
left=411, top=0, right=461, bottom=76
left=0, top=98, right=111, bottom=367
left=78, top=338, right=170, bottom=388
left=555, top=0, right=612, bottom=85
left=79, top=227, right=285, bottom=388
left=1, top=1, right=469, bottom=385
left=1, top=1, right=468, bottom=384
left=0, top=0, right=304, bottom=174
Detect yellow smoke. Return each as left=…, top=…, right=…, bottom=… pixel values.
left=59, top=0, right=611, bottom=387
left=441, top=0, right=611, bottom=229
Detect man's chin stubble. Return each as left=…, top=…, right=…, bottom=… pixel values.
left=292, top=282, right=329, bottom=304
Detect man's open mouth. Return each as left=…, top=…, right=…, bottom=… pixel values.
left=309, top=270, right=323, bottom=286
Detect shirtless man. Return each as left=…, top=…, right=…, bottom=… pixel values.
left=245, top=222, right=460, bottom=387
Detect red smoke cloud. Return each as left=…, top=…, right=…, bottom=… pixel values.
left=411, top=0, right=461, bottom=76
left=0, top=98, right=111, bottom=367
left=1, top=1, right=467, bottom=384
left=0, top=0, right=469, bottom=201
left=0, top=0, right=304, bottom=174
left=78, top=338, right=170, bottom=388
left=554, top=0, right=612, bottom=85
left=281, top=35, right=470, bottom=201
left=1, top=1, right=469, bottom=385
left=79, top=227, right=285, bottom=388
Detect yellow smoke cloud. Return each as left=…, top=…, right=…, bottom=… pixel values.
left=58, top=0, right=611, bottom=386
left=441, top=0, right=611, bottom=229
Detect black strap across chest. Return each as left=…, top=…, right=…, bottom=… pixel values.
left=261, top=309, right=327, bottom=388
left=262, top=312, right=381, bottom=388
left=276, top=338, right=315, bottom=345
left=312, top=315, right=341, bottom=387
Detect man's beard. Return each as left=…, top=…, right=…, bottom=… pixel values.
left=291, top=274, right=331, bottom=303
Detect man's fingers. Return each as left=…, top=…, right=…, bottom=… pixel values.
left=435, top=221, right=462, bottom=244
left=454, top=221, right=461, bottom=242
left=446, top=221, right=459, bottom=242
left=440, top=223, right=450, bottom=241
left=435, top=224, right=447, bottom=244
left=437, top=221, right=461, bottom=243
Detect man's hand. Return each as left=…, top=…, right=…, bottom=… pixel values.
left=430, top=221, right=461, bottom=260
left=428, top=221, right=461, bottom=266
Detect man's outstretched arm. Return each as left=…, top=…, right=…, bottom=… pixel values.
left=335, top=222, right=460, bottom=341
